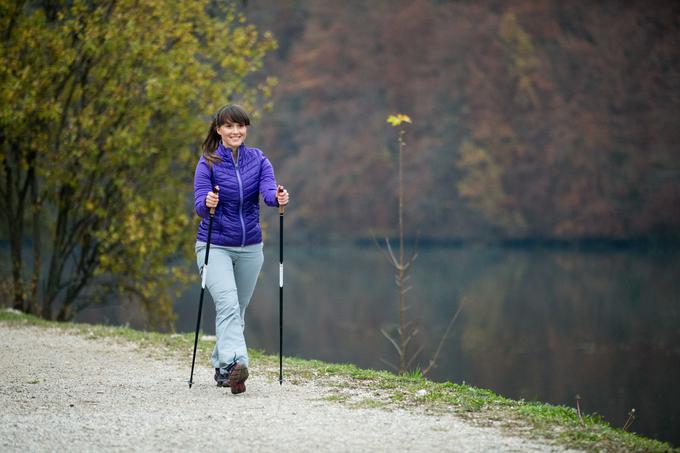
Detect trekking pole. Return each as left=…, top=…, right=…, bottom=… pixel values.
left=188, top=186, right=219, bottom=389
left=278, top=186, right=285, bottom=385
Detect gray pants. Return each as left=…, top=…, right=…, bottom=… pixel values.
left=195, top=241, right=264, bottom=371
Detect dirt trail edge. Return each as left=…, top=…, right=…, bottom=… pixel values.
left=1, top=324, right=578, bottom=452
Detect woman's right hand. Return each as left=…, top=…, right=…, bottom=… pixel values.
left=205, top=186, right=219, bottom=209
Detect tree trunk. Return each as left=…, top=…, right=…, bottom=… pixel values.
left=43, top=185, right=72, bottom=319
left=3, top=146, right=28, bottom=311
left=10, top=223, right=24, bottom=311
left=30, top=168, right=42, bottom=315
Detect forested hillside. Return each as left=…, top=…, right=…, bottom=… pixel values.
left=240, top=0, right=679, bottom=242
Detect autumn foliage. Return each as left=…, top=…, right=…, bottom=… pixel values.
left=245, top=0, right=680, bottom=242
left=0, top=0, right=276, bottom=325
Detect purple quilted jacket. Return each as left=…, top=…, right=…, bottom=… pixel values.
left=194, top=142, right=279, bottom=246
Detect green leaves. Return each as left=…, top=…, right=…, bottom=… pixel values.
left=1, top=0, right=277, bottom=327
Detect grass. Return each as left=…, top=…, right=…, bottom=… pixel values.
left=1, top=308, right=676, bottom=453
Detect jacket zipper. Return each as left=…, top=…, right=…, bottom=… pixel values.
left=232, top=150, right=246, bottom=247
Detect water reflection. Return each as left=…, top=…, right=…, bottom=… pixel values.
left=171, top=244, right=679, bottom=445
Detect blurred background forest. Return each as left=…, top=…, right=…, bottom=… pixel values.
left=245, top=0, right=679, bottom=243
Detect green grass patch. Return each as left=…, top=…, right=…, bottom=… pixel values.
left=323, top=394, right=349, bottom=403
left=349, top=398, right=389, bottom=410
left=1, top=308, right=676, bottom=453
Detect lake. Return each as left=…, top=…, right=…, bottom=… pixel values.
left=86, top=242, right=680, bottom=446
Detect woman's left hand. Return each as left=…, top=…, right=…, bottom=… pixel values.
left=277, top=185, right=289, bottom=206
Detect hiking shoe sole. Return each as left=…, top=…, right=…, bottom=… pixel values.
left=228, top=363, right=248, bottom=395
left=231, top=382, right=246, bottom=394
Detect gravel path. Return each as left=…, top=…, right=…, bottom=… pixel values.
left=1, top=323, right=577, bottom=452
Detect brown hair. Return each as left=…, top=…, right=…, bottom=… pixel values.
left=201, top=104, right=251, bottom=165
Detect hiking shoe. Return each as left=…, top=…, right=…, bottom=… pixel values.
left=231, top=381, right=246, bottom=394
left=214, top=368, right=230, bottom=387
left=226, top=361, right=249, bottom=395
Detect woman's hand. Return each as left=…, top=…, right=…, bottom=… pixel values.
left=277, top=185, right=289, bottom=206
left=205, top=186, right=219, bottom=209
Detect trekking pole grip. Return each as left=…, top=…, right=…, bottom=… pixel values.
left=210, top=185, right=219, bottom=216
left=278, top=186, right=285, bottom=215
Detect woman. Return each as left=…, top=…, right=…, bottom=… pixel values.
left=193, top=104, right=289, bottom=394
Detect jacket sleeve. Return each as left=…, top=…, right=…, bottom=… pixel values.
left=259, top=155, right=279, bottom=207
left=194, top=158, right=213, bottom=218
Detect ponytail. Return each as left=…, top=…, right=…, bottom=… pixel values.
left=201, top=118, right=222, bottom=166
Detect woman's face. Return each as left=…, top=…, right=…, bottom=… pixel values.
left=216, top=121, right=247, bottom=149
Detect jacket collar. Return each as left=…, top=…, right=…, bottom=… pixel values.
left=217, top=142, right=245, bottom=159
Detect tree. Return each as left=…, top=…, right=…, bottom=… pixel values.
left=0, top=0, right=276, bottom=328
left=456, top=139, right=527, bottom=236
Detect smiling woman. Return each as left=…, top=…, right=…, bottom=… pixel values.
left=218, top=122, right=248, bottom=154
left=192, top=104, right=289, bottom=394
